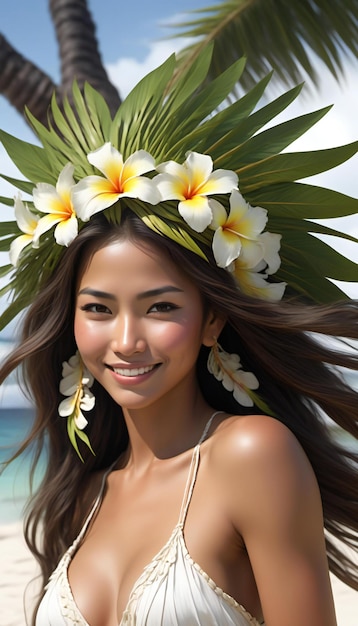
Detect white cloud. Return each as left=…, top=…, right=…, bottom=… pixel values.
left=106, top=39, right=192, bottom=99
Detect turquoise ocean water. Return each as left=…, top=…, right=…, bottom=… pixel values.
left=0, top=408, right=46, bottom=523
left=1, top=389, right=357, bottom=525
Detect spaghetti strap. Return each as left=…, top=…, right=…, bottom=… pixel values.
left=178, top=410, right=222, bottom=527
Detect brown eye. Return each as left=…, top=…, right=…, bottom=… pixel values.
left=148, top=302, right=178, bottom=313
left=81, top=303, right=112, bottom=314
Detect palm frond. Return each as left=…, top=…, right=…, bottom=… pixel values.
left=170, top=0, right=358, bottom=93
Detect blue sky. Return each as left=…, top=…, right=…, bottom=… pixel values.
left=0, top=1, right=357, bottom=405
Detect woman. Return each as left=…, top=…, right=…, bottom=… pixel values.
left=0, top=51, right=357, bottom=625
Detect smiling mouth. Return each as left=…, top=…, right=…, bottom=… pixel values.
left=110, top=364, right=159, bottom=377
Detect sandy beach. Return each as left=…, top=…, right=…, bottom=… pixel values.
left=0, top=522, right=357, bottom=626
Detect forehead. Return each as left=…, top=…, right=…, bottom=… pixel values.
left=77, top=239, right=197, bottom=294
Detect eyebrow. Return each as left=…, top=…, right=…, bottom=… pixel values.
left=78, top=286, right=184, bottom=300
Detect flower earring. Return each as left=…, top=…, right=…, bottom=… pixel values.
left=207, top=339, right=259, bottom=407
left=58, top=350, right=95, bottom=460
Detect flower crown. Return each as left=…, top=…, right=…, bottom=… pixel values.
left=0, top=48, right=357, bottom=332
left=9, top=143, right=286, bottom=302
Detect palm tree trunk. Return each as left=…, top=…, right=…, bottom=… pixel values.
left=0, top=34, right=56, bottom=126
left=0, top=0, right=121, bottom=129
left=50, top=0, right=121, bottom=115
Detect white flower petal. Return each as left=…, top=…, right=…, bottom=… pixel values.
left=229, top=190, right=268, bottom=238
left=185, top=151, right=213, bottom=182
left=221, top=372, right=234, bottom=392
left=234, top=370, right=259, bottom=390
left=209, top=199, right=228, bottom=229
left=154, top=173, right=186, bottom=201
left=9, top=234, right=33, bottom=267
left=54, top=213, right=78, bottom=246
left=74, top=410, right=88, bottom=430
left=238, top=238, right=265, bottom=269
left=212, top=227, right=242, bottom=268
left=33, top=183, right=61, bottom=215
left=80, top=389, right=95, bottom=412
left=122, top=176, right=161, bottom=204
left=60, top=369, right=81, bottom=395
left=156, top=160, right=185, bottom=177
left=33, top=214, right=62, bottom=245
left=202, top=168, right=238, bottom=194
left=59, top=394, right=76, bottom=417
left=234, top=265, right=286, bottom=301
left=68, top=353, right=80, bottom=368
left=87, top=142, right=123, bottom=179
left=123, top=150, right=156, bottom=177
left=222, top=352, right=241, bottom=368
left=259, top=232, right=282, bottom=275
left=233, top=386, right=254, bottom=407
left=14, top=195, right=39, bottom=235
left=72, top=176, right=119, bottom=221
left=56, top=163, right=75, bottom=197
left=178, top=196, right=213, bottom=232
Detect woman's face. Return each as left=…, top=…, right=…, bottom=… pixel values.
left=74, top=239, right=222, bottom=412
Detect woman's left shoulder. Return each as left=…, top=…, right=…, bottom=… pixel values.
left=210, top=413, right=316, bottom=490
left=209, top=414, right=322, bottom=534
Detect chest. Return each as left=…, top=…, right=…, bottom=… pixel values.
left=66, top=456, right=258, bottom=625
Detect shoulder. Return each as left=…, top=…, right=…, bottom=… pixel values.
left=210, top=413, right=307, bottom=473
left=208, top=414, right=321, bottom=528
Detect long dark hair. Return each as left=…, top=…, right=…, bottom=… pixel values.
left=1, top=211, right=357, bottom=601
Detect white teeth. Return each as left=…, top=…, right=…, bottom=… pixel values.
left=112, top=365, right=155, bottom=377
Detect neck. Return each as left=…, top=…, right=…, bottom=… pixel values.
left=122, top=390, right=214, bottom=471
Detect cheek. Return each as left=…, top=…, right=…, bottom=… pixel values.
left=74, top=316, right=103, bottom=359
left=74, top=314, right=86, bottom=349
left=155, top=317, right=204, bottom=355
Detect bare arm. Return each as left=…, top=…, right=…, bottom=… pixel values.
left=219, top=415, right=337, bottom=626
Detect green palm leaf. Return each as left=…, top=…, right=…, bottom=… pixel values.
left=249, top=182, right=358, bottom=219
left=170, top=0, right=358, bottom=93
left=0, top=130, right=53, bottom=183
left=0, top=177, right=34, bottom=196
left=240, top=144, right=358, bottom=190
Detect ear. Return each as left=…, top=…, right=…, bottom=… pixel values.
left=201, top=310, right=226, bottom=347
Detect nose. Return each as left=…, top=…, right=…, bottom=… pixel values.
left=110, top=312, right=146, bottom=356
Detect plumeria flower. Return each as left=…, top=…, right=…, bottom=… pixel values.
left=208, top=342, right=259, bottom=407
left=230, top=228, right=286, bottom=301
left=32, top=163, right=78, bottom=246
left=72, top=143, right=160, bottom=221
left=9, top=195, right=39, bottom=267
left=59, top=351, right=95, bottom=431
left=155, top=151, right=238, bottom=232
left=233, top=260, right=287, bottom=301
left=210, top=190, right=268, bottom=268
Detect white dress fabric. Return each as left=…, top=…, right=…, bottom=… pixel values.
left=36, top=412, right=263, bottom=626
